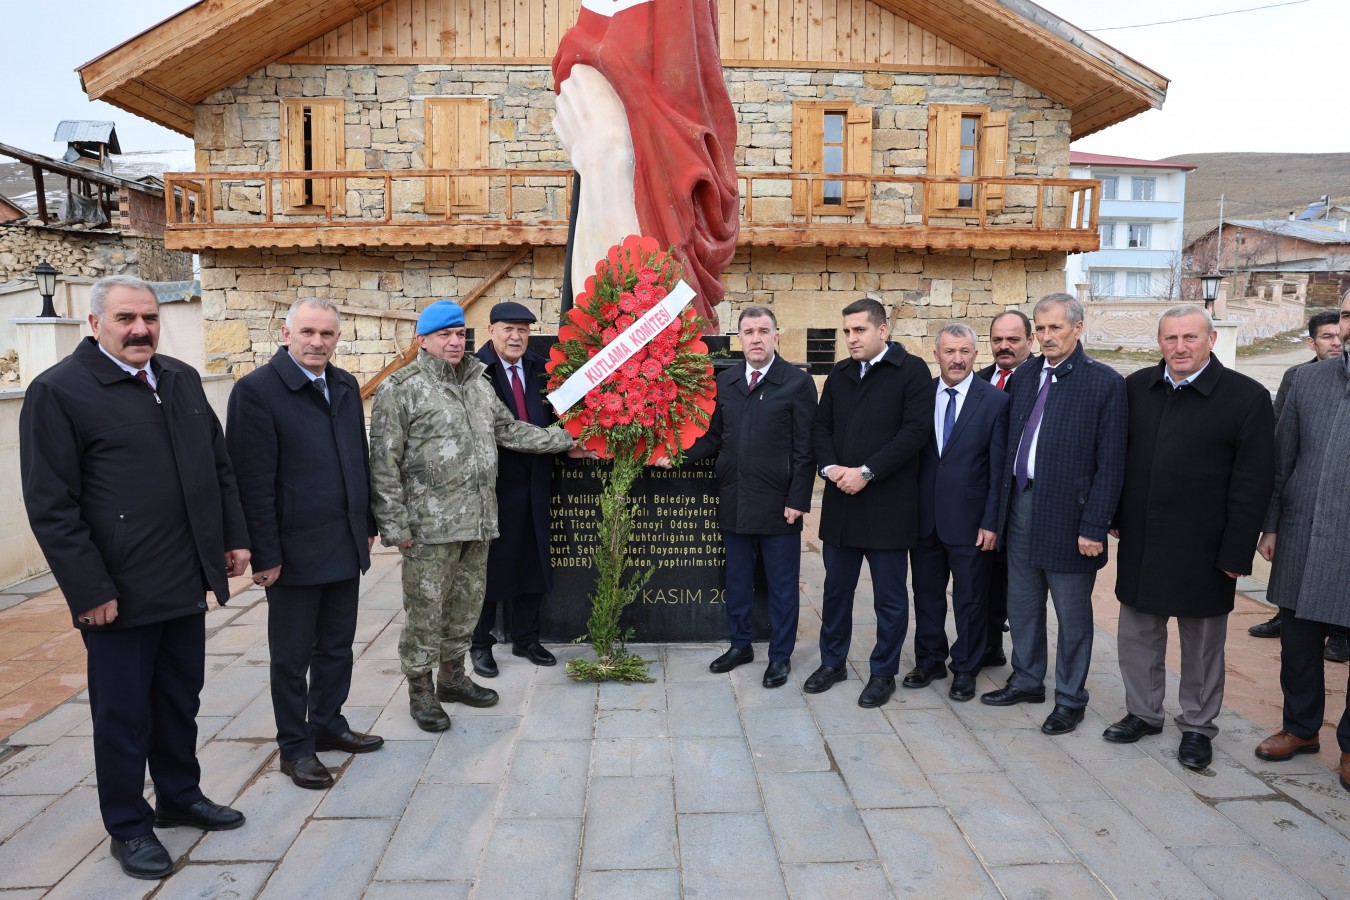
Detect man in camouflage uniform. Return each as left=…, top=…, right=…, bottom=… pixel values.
left=370, top=300, right=578, bottom=731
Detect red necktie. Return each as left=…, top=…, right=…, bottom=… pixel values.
left=509, top=365, right=528, bottom=421
left=135, top=370, right=152, bottom=389
left=748, top=369, right=761, bottom=390
left=995, top=368, right=1010, bottom=390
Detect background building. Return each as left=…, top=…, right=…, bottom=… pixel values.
left=1066, top=151, right=1194, bottom=303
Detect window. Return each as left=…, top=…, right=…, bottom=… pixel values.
left=1131, top=177, right=1156, bottom=201
left=792, top=102, right=872, bottom=215
left=280, top=99, right=345, bottom=211
left=1127, top=223, right=1151, bottom=248
left=806, top=328, right=838, bottom=374
left=1099, top=176, right=1118, bottom=201
left=927, top=105, right=1009, bottom=213
left=1089, top=270, right=1116, bottom=298
left=1126, top=272, right=1152, bottom=296
left=1098, top=222, right=1116, bottom=247
left=425, top=97, right=489, bottom=214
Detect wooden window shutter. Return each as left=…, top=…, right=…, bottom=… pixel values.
left=280, top=99, right=345, bottom=211
left=926, top=105, right=963, bottom=210
left=791, top=103, right=824, bottom=216
left=844, top=105, right=872, bottom=207
left=980, top=110, right=1009, bottom=213
left=426, top=98, right=489, bottom=215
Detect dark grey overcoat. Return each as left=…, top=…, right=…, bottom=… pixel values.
left=1263, top=356, right=1350, bottom=627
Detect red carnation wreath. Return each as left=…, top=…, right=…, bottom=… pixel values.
left=545, top=235, right=716, bottom=682
left=547, top=234, right=716, bottom=464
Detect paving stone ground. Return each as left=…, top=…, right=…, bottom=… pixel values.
left=1, top=528, right=1347, bottom=898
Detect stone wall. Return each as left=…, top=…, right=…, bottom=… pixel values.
left=1084, top=296, right=1307, bottom=350
left=195, top=60, right=1072, bottom=377
left=0, top=224, right=192, bottom=284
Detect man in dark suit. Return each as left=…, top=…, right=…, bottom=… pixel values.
left=471, top=301, right=562, bottom=675
left=808, top=297, right=933, bottom=708
left=975, top=309, right=1033, bottom=668
left=908, top=323, right=1009, bottom=701
left=682, top=306, right=817, bottom=688
left=20, top=275, right=248, bottom=880
left=1107, top=305, right=1274, bottom=769
left=227, top=298, right=383, bottom=791
left=980, top=293, right=1126, bottom=737
left=1249, top=309, right=1342, bottom=649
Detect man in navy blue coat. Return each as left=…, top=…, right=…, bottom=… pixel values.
left=908, top=324, right=1009, bottom=702
left=808, top=298, right=934, bottom=708
left=980, top=293, right=1126, bottom=737
left=471, top=301, right=563, bottom=675
left=683, top=306, right=818, bottom=688
left=227, top=298, right=383, bottom=790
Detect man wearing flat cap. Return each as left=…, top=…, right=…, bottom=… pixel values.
left=470, top=301, right=563, bottom=676
left=370, top=300, right=581, bottom=731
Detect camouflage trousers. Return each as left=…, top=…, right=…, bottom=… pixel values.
left=398, top=540, right=489, bottom=678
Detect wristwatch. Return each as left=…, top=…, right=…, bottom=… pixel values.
left=860, top=465, right=875, bottom=482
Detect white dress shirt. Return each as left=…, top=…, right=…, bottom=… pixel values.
left=97, top=342, right=156, bottom=389
left=934, top=371, right=975, bottom=455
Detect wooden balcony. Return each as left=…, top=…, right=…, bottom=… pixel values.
left=163, top=169, right=1100, bottom=254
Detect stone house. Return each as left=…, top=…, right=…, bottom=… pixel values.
left=77, top=0, right=1166, bottom=384
left=1185, top=218, right=1350, bottom=308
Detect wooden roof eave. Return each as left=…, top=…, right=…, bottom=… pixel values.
left=872, top=0, right=1166, bottom=138
left=77, top=0, right=388, bottom=116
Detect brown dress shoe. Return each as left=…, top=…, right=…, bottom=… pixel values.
left=280, top=754, right=335, bottom=789
left=1255, top=730, right=1320, bottom=761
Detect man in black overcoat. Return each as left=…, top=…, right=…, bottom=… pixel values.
left=227, top=298, right=383, bottom=791
left=808, top=297, right=933, bottom=708
left=682, top=306, right=817, bottom=688
left=1106, top=305, right=1274, bottom=769
left=470, top=301, right=560, bottom=675
left=20, top=275, right=249, bottom=880
left=974, top=309, right=1033, bottom=669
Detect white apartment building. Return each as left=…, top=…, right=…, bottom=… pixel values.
left=1067, top=152, right=1196, bottom=302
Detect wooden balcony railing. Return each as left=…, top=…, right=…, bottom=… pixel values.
left=163, top=169, right=1099, bottom=253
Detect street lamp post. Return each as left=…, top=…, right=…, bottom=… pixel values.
left=1199, top=271, right=1222, bottom=315
left=33, top=261, right=59, bottom=318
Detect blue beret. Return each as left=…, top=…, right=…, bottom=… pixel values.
left=416, top=300, right=465, bottom=335
left=489, top=301, right=537, bottom=324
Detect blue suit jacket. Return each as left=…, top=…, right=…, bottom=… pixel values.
left=918, top=375, right=1009, bottom=546
left=1000, top=343, right=1126, bottom=573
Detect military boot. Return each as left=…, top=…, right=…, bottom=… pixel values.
left=436, top=660, right=500, bottom=708
left=407, top=672, right=451, bottom=732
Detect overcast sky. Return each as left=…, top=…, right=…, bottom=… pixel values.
left=1, top=0, right=1345, bottom=161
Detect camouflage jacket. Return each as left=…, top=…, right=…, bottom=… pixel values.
left=369, top=350, right=574, bottom=545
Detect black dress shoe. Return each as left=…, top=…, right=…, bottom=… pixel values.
left=513, top=642, right=557, bottom=666
left=902, top=664, right=948, bottom=688
left=709, top=645, right=754, bottom=673
left=980, top=645, right=1007, bottom=668
left=980, top=684, right=1046, bottom=706
left=1326, top=631, right=1349, bottom=663
left=279, top=755, right=335, bottom=789
left=949, top=672, right=976, bottom=702
left=1178, top=732, right=1213, bottom=770
left=762, top=659, right=790, bottom=688
left=803, top=664, right=847, bottom=694
left=471, top=647, right=498, bottom=678
left=1041, top=704, right=1086, bottom=735
left=153, top=796, right=245, bottom=831
left=110, top=832, right=175, bottom=880
left=858, top=675, right=896, bottom=708
left=315, top=729, right=384, bottom=754
left=1102, top=714, right=1164, bottom=744
left=1248, top=615, right=1281, bottom=638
